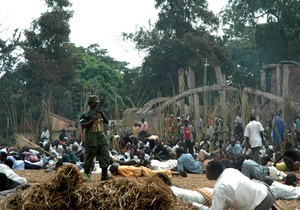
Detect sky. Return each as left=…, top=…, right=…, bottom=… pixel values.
left=0, top=0, right=228, bottom=68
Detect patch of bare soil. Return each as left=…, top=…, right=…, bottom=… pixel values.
left=13, top=170, right=300, bottom=210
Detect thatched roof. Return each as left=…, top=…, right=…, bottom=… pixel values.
left=50, top=113, right=77, bottom=131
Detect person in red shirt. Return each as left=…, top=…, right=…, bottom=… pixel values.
left=180, top=119, right=196, bottom=156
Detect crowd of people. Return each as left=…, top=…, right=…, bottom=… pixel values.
left=0, top=95, right=299, bottom=209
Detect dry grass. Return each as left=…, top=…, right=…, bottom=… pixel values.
left=2, top=168, right=300, bottom=210
left=0, top=165, right=195, bottom=210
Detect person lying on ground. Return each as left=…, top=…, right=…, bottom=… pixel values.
left=0, top=172, right=22, bottom=192
left=150, top=159, right=177, bottom=170
left=260, top=156, right=287, bottom=181
left=175, top=147, right=204, bottom=174
left=293, top=161, right=300, bottom=172
left=274, top=142, right=300, bottom=171
left=261, top=176, right=300, bottom=200
left=197, top=159, right=275, bottom=210
left=236, top=154, right=269, bottom=180
left=0, top=151, right=42, bottom=170
left=109, top=164, right=187, bottom=178
left=284, top=173, right=299, bottom=187
left=0, top=164, right=27, bottom=184
left=154, top=172, right=205, bottom=205
left=0, top=172, right=30, bottom=200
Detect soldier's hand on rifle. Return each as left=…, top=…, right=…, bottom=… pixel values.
left=91, top=114, right=98, bottom=122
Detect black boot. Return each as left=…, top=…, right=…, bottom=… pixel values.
left=101, top=167, right=111, bottom=181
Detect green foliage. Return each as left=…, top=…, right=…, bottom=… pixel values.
left=0, top=0, right=133, bottom=137
left=124, top=0, right=233, bottom=101
left=19, top=0, right=76, bottom=114
left=74, top=44, right=127, bottom=117
left=0, top=29, right=21, bottom=73
left=0, top=0, right=77, bottom=137
left=222, top=0, right=300, bottom=87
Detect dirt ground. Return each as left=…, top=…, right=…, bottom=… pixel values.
left=14, top=169, right=300, bottom=210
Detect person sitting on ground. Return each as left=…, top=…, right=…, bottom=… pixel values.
left=175, top=147, right=204, bottom=174
left=147, top=134, right=159, bottom=150
left=225, top=140, right=243, bottom=157
left=155, top=173, right=205, bottom=206
left=274, top=142, right=300, bottom=171
left=109, top=164, right=187, bottom=178
left=61, top=144, right=77, bottom=164
left=197, top=159, right=274, bottom=210
left=262, top=176, right=300, bottom=200
left=236, top=154, right=269, bottom=180
left=195, top=149, right=217, bottom=163
left=150, top=141, right=170, bottom=161
left=198, top=135, right=211, bottom=152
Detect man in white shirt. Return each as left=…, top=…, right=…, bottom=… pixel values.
left=198, top=159, right=274, bottom=210
left=40, top=127, right=50, bottom=146
left=0, top=164, right=27, bottom=184
left=235, top=113, right=243, bottom=126
left=262, top=176, right=300, bottom=200
left=244, top=115, right=264, bottom=163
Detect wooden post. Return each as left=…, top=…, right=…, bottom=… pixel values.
left=178, top=68, right=185, bottom=117
left=260, top=69, right=267, bottom=91
left=276, top=65, right=282, bottom=96
left=215, top=66, right=226, bottom=114
left=203, top=60, right=208, bottom=145
left=260, top=69, right=266, bottom=106
left=282, top=64, right=290, bottom=99
left=186, top=67, right=196, bottom=119
left=270, top=70, right=277, bottom=95
left=242, top=91, right=248, bottom=129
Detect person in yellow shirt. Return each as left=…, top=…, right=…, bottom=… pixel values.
left=109, top=164, right=187, bottom=178
left=131, top=122, right=140, bottom=139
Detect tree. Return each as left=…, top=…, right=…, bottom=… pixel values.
left=18, top=0, right=76, bottom=115
left=74, top=44, right=127, bottom=119
left=0, top=29, right=21, bottom=73
left=0, top=0, right=78, bottom=135
left=124, top=0, right=233, bottom=100
left=222, top=0, right=300, bottom=87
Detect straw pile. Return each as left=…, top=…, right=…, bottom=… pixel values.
left=196, top=187, right=213, bottom=207
left=0, top=165, right=195, bottom=210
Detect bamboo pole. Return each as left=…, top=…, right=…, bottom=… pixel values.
left=203, top=59, right=209, bottom=146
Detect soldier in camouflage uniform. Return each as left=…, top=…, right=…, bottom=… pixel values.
left=80, top=95, right=111, bottom=181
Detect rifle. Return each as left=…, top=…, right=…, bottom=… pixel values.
left=90, top=93, right=108, bottom=116
left=80, top=93, right=108, bottom=124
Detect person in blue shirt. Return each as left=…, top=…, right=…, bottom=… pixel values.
left=175, top=147, right=204, bottom=174
left=225, top=140, right=243, bottom=156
